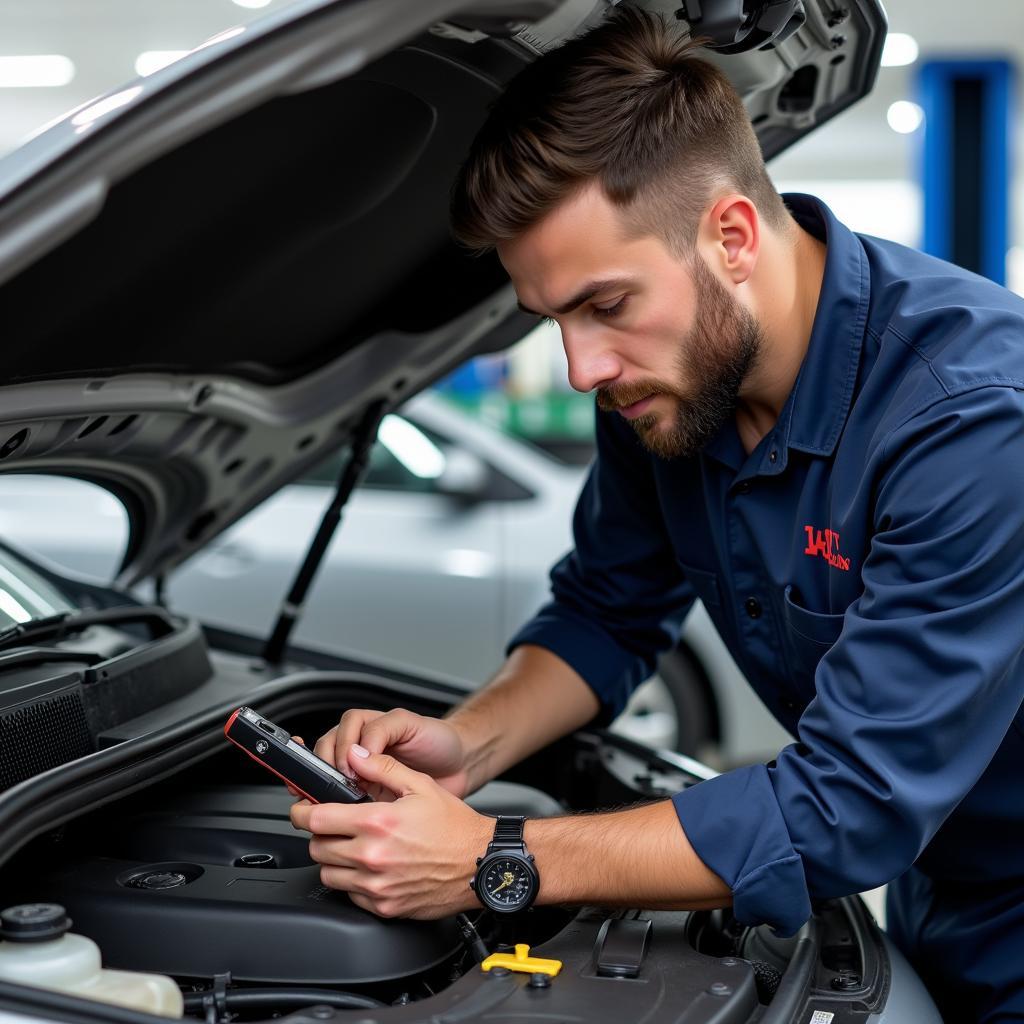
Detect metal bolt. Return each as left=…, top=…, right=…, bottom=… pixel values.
left=831, top=971, right=862, bottom=991
left=709, top=982, right=733, bottom=996
left=138, top=871, right=187, bottom=890
left=830, top=34, right=847, bottom=50
left=827, top=7, right=850, bottom=27
left=529, top=973, right=551, bottom=989
left=235, top=853, right=276, bottom=869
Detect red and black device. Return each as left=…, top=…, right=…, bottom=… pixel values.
left=224, top=706, right=369, bottom=804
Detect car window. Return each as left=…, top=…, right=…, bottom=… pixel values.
left=302, top=414, right=532, bottom=501
left=0, top=475, right=129, bottom=582
left=0, top=544, right=76, bottom=630
left=302, top=414, right=446, bottom=494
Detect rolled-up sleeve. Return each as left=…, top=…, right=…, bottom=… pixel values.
left=674, top=386, right=1024, bottom=935
left=508, top=407, right=695, bottom=720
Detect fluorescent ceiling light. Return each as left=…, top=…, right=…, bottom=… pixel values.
left=232, top=0, right=272, bottom=8
left=135, top=50, right=189, bottom=77
left=881, top=33, right=919, bottom=68
left=0, top=55, right=74, bottom=88
left=887, top=100, right=924, bottom=134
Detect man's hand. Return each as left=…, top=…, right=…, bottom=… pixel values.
left=313, top=647, right=600, bottom=801
left=293, top=746, right=732, bottom=918
left=291, top=746, right=492, bottom=919
left=314, top=709, right=469, bottom=799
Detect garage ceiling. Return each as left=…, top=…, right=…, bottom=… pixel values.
left=0, top=1, right=1019, bottom=180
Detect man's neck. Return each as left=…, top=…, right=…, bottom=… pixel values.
left=735, top=220, right=827, bottom=455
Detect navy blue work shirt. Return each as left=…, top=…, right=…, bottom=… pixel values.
left=509, top=194, right=1024, bottom=938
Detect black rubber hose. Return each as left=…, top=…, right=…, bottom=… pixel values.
left=456, top=912, right=491, bottom=963
left=183, top=987, right=386, bottom=1013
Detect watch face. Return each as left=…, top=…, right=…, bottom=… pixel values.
left=480, top=856, right=535, bottom=910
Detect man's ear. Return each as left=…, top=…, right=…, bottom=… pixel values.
left=699, top=194, right=759, bottom=285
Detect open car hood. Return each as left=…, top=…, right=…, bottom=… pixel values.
left=0, top=0, right=885, bottom=586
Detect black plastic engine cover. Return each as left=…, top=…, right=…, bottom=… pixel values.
left=15, top=785, right=462, bottom=985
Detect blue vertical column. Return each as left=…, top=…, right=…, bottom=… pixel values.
left=918, top=59, right=1014, bottom=285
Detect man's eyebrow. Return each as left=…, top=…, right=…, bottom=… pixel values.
left=516, top=278, right=635, bottom=318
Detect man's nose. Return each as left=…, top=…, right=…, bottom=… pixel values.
left=562, top=327, right=621, bottom=394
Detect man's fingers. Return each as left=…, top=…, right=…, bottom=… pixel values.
left=348, top=748, right=426, bottom=799
left=358, top=709, right=418, bottom=755
left=318, top=865, right=364, bottom=894
left=313, top=725, right=340, bottom=766
left=320, top=870, right=397, bottom=917
left=290, top=799, right=313, bottom=832
left=314, top=708, right=432, bottom=782
left=332, top=709, right=385, bottom=777
left=308, top=835, right=359, bottom=868
left=290, top=797, right=376, bottom=836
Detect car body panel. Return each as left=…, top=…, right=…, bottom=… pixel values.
left=0, top=0, right=885, bottom=588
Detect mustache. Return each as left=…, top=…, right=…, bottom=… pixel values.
left=596, top=381, right=673, bottom=412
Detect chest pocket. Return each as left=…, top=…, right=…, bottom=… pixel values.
left=782, top=584, right=845, bottom=694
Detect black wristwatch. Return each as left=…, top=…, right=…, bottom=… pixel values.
left=470, top=815, right=540, bottom=913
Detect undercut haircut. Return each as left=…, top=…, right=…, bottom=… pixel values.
left=451, top=7, right=791, bottom=256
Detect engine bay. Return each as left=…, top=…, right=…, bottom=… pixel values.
left=0, top=616, right=908, bottom=1023
left=1, top=715, right=896, bottom=1024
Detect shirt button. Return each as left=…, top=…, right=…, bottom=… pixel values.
left=737, top=481, right=751, bottom=495
left=769, top=450, right=778, bottom=464
left=744, top=597, right=762, bottom=619
left=781, top=696, right=800, bottom=712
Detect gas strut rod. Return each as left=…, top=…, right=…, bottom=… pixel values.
left=262, top=399, right=388, bottom=665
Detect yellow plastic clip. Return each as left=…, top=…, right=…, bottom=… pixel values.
left=480, top=943, right=562, bottom=977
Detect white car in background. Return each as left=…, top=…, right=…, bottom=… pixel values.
left=0, top=391, right=789, bottom=766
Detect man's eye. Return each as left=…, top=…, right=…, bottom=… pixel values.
left=594, top=297, right=627, bottom=319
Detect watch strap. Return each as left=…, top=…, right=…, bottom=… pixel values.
left=488, top=815, right=526, bottom=852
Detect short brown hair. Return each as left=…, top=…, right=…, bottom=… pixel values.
left=451, top=7, right=790, bottom=255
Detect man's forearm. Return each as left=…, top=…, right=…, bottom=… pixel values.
left=446, top=644, right=601, bottom=794
left=527, top=799, right=731, bottom=910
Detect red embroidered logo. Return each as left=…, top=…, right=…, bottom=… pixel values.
left=803, top=526, right=850, bottom=571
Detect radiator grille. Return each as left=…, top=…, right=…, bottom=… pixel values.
left=0, top=689, right=94, bottom=791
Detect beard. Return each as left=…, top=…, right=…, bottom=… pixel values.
left=596, top=255, right=764, bottom=460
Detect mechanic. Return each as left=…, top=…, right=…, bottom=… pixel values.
left=289, top=10, right=1024, bottom=1021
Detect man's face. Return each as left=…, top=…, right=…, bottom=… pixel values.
left=497, top=183, right=763, bottom=459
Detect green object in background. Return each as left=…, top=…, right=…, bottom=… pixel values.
left=442, top=392, right=596, bottom=441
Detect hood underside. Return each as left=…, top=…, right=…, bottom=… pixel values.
left=0, top=0, right=885, bottom=585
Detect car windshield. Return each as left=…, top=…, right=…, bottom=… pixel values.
left=0, top=545, right=75, bottom=631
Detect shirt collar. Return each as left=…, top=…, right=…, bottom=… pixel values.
left=701, top=193, right=870, bottom=477
left=774, top=193, right=870, bottom=460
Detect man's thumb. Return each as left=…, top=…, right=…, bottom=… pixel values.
left=349, top=745, right=423, bottom=797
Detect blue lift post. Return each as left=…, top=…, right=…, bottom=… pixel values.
left=918, top=59, right=1015, bottom=285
